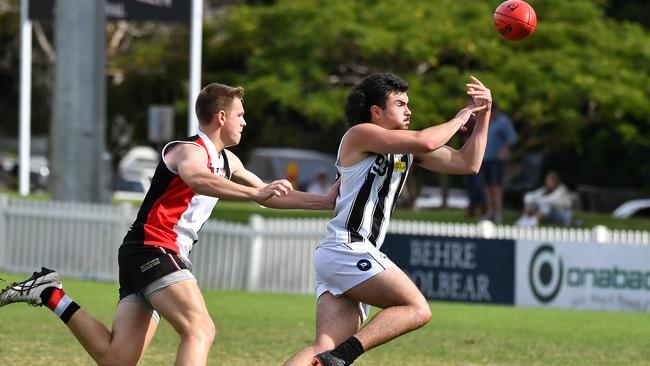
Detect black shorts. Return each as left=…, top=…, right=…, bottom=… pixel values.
left=118, top=242, right=190, bottom=300
left=482, top=160, right=505, bottom=185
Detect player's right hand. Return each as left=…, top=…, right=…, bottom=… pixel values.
left=454, top=103, right=487, bottom=128
left=255, top=179, right=293, bottom=201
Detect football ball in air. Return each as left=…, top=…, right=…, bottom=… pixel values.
left=494, top=0, right=537, bottom=41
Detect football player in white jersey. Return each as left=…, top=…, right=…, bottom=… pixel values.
left=0, top=83, right=339, bottom=365
left=285, top=73, right=492, bottom=366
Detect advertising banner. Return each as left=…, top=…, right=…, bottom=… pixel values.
left=516, top=241, right=650, bottom=312
left=383, top=234, right=515, bottom=305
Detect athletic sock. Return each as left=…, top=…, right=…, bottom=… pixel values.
left=40, top=287, right=80, bottom=324
left=331, top=336, right=364, bottom=365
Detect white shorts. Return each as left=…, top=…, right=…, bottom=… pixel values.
left=314, top=242, right=396, bottom=321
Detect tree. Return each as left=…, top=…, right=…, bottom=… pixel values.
left=202, top=0, right=650, bottom=188
left=1, top=0, right=649, bottom=191
left=603, top=0, right=650, bottom=29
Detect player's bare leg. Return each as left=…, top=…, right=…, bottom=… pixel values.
left=67, top=301, right=158, bottom=365
left=345, top=266, right=431, bottom=351
left=310, top=266, right=431, bottom=365
left=0, top=268, right=159, bottom=365
left=149, top=278, right=216, bottom=366
left=284, top=292, right=361, bottom=366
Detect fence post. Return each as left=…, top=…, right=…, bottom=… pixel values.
left=0, top=195, right=7, bottom=270
left=246, top=214, right=264, bottom=291
left=479, top=219, right=496, bottom=239
left=592, top=225, right=610, bottom=244
left=121, top=202, right=133, bottom=226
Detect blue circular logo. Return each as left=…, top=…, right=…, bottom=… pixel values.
left=356, top=259, right=372, bottom=271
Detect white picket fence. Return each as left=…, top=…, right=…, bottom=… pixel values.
left=0, top=195, right=648, bottom=294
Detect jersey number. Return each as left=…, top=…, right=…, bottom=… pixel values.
left=372, top=155, right=390, bottom=176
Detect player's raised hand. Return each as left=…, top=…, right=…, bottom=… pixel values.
left=466, top=76, right=492, bottom=109
left=454, top=103, right=488, bottom=128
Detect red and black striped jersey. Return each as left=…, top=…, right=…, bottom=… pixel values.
left=122, top=131, right=231, bottom=259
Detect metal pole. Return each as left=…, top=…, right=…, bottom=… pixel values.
left=0, top=194, right=8, bottom=270
left=19, top=0, right=32, bottom=196
left=188, top=0, right=203, bottom=135
left=51, top=0, right=106, bottom=202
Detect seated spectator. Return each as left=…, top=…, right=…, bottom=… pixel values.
left=516, top=171, right=573, bottom=227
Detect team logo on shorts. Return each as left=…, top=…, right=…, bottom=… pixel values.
left=140, top=258, right=161, bottom=273
left=356, top=259, right=372, bottom=271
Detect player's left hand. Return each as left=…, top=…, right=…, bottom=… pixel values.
left=466, top=76, right=492, bottom=110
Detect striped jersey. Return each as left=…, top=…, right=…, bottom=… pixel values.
left=321, top=137, right=413, bottom=250
left=122, top=130, right=231, bottom=260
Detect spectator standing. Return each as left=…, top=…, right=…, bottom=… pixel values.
left=481, top=102, right=517, bottom=223
left=458, top=116, right=485, bottom=218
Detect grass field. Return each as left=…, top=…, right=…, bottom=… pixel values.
left=1, top=272, right=648, bottom=366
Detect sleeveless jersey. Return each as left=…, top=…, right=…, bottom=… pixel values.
left=321, top=137, right=413, bottom=250
left=122, top=130, right=231, bottom=259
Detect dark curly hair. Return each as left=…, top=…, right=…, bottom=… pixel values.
left=345, top=73, right=409, bottom=126
left=195, top=83, right=245, bottom=125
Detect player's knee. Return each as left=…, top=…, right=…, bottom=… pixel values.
left=181, top=316, right=216, bottom=345
left=195, top=317, right=217, bottom=344
left=413, top=302, right=432, bottom=327
left=206, top=318, right=217, bottom=344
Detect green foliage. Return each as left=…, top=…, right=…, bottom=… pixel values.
left=604, top=0, right=650, bottom=29
left=201, top=0, right=650, bottom=187
left=107, top=23, right=191, bottom=139
left=1, top=0, right=649, bottom=187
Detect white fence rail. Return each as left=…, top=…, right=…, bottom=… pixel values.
left=0, top=196, right=129, bottom=281
left=0, top=195, right=648, bottom=295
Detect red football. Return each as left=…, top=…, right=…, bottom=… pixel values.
left=494, top=0, right=537, bottom=41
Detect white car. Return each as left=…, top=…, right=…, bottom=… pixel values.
left=612, top=199, right=650, bottom=219
left=245, top=147, right=336, bottom=190
left=414, top=186, right=470, bottom=209
left=1, top=155, right=50, bottom=191
left=113, top=146, right=158, bottom=200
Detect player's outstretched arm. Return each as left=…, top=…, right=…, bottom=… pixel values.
left=343, top=103, right=485, bottom=157
left=260, top=178, right=340, bottom=210
left=171, top=144, right=292, bottom=202
left=225, top=150, right=339, bottom=210
left=416, top=76, right=492, bottom=174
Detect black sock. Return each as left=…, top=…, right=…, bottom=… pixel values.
left=331, top=336, right=364, bottom=365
